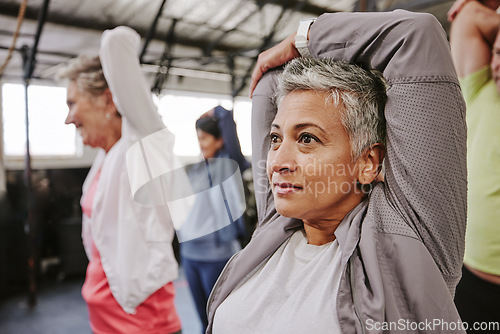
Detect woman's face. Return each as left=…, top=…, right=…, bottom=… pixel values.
left=65, top=82, right=113, bottom=150
left=267, top=90, right=365, bottom=223
left=197, top=129, right=223, bottom=159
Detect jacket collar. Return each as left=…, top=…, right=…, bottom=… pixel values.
left=218, top=198, right=368, bottom=297
left=334, top=198, right=369, bottom=266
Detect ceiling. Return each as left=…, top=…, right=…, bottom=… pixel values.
left=0, top=0, right=455, bottom=97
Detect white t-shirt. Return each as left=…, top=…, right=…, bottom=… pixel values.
left=213, top=229, right=343, bottom=333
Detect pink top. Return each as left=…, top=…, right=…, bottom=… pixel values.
left=81, top=169, right=181, bottom=334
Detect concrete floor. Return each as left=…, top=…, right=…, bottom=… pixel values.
left=0, top=267, right=202, bottom=334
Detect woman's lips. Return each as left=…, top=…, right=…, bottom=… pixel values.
left=273, top=182, right=303, bottom=195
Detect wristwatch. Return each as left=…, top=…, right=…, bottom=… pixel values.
left=295, top=18, right=316, bottom=58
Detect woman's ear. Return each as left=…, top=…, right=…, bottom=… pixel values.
left=102, top=88, right=118, bottom=115
left=357, top=143, right=385, bottom=185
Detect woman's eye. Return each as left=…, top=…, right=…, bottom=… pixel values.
left=299, top=133, right=318, bottom=144
left=270, top=133, right=281, bottom=143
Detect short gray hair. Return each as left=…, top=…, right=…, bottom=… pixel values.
left=276, top=57, right=387, bottom=160
left=57, top=55, right=108, bottom=97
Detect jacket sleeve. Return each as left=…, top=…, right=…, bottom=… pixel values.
left=309, top=10, right=467, bottom=283
left=99, top=26, right=165, bottom=139
left=214, top=105, right=250, bottom=172
left=251, top=69, right=282, bottom=228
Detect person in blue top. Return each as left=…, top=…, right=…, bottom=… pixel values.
left=178, top=105, right=249, bottom=333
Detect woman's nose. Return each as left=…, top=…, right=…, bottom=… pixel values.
left=65, top=110, right=74, bottom=125
left=268, top=142, right=297, bottom=174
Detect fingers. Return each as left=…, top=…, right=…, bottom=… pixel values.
left=448, top=1, right=460, bottom=22
left=448, top=0, right=471, bottom=22
left=249, top=46, right=281, bottom=98
left=249, top=59, right=268, bottom=98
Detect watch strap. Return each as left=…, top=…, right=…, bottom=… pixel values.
left=295, top=18, right=316, bottom=57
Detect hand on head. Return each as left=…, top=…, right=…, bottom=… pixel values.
left=448, top=0, right=473, bottom=22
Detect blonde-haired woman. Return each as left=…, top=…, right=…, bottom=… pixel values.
left=59, top=26, right=182, bottom=334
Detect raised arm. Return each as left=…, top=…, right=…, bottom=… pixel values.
left=317, top=10, right=465, bottom=284
left=449, top=1, right=500, bottom=77
left=213, top=106, right=250, bottom=172
left=99, top=26, right=165, bottom=138
left=308, top=11, right=456, bottom=80
left=252, top=10, right=467, bottom=285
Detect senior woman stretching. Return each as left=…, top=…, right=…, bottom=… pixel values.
left=207, top=10, right=467, bottom=334
left=58, top=26, right=182, bottom=333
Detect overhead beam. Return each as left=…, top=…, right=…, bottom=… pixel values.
left=140, top=0, right=168, bottom=63
left=230, top=0, right=312, bottom=97
left=23, top=0, right=50, bottom=80
left=257, top=0, right=338, bottom=16
left=0, top=29, right=34, bottom=38
left=231, top=0, right=289, bottom=97
left=152, top=18, right=178, bottom=94
left=0, top=0, right=338, bottom=53
left=0, top=3, right=203, bottom=53
left=0, top=45, right=75, bottom=59
left=204, top=5, right=260, bottom=57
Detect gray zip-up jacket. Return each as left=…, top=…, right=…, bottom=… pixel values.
left=207, top=10, right=467, bottom=334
